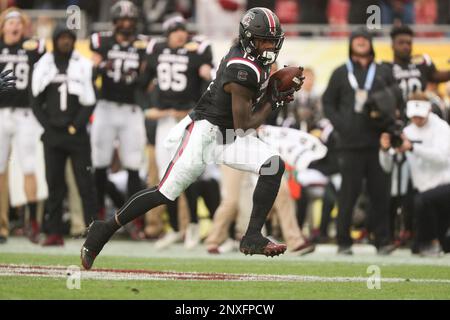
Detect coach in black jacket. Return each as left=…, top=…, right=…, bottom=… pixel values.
left=322, top=29, right=398, bottom=255
left=32, top=26, right=97, bottom=246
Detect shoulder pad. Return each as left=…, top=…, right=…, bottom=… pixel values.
left=22, top=39, right=38, bottom=51
left=189, top=35, right=211, bottom=54
left=192, top=35, right=207, bottom=43
left=90, top=31, right=113, bottom=49
left=133, top=39, right=148, bottom=50
left=226, top=57, right=262, bottom=83
left=411, top=54, right=428, bottom=65
left=146, top=37, right=165, bottom=54
left=184, top=41, right=200, bottom=52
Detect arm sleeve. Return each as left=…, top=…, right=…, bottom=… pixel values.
left=90, top=33, right=103, bottom=53
left=423, top=55, right=438, bottom=82
left=407, top=123, right=450, bottom=166
left=322, top=68, right=346, bottom=133
left=198, top=43, right=214, bottom=67
left=137, top=54, right=157, bottom=90
left=222, top=62, right=259, bottom=92
left=412, top=143, right=450, bottom=166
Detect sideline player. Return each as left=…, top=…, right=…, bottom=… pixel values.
left=0, top=8, right=46, bottom=243
left=82, top=7, right=303, bottom=269
left=89, top=1, right=148, bottom=229
left=385, top=25, right=450, bottom=103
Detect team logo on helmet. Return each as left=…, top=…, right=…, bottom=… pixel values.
left=241, top=11, right=255, bottom=28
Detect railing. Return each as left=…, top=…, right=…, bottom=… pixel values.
left=22, top=9, right=450, bottom=38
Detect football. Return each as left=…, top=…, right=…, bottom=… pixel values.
left=268, top=66, right=305, bottom=92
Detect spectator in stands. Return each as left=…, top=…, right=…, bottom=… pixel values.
left=380, top=0, right=415, bottom=25
left=298, top=0, right=328, bottom=36
left=437, top=0, right=450, bottom=24
left=322, top=28, right=397, bottom=255
left=299, top=0, right=328, bottom=24
left=379, top=92, right=450, bottom=256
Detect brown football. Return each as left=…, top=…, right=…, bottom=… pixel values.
left=268, top=66, right=305, bottom=92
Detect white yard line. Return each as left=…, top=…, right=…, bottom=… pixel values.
left=1, top=237, right=450, bottom=266
left=1, top=264, right=450, bottom=284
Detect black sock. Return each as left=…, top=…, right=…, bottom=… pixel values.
left=185, top=183, right=199, bottom=224
left=245, top=156, right=285, bottom=238
left=28, top=202, right=37, bottom=221
left=166, top=199, right=179, bottom=232
left=94, top=167, right=108, bottom=210
left=127, top=169, right=142, bottom=198
left=108, top=186, right=168, bottom=231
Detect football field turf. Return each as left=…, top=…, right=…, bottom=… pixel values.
left=0, top=238, right=449, bottom=300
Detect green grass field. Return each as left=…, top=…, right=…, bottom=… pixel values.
left=1, top=238, right=449, bottom=300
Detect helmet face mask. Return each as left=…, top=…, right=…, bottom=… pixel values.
left=114, top=17, right=137, bottom=37
left=239, top=8, right=284, bottom=65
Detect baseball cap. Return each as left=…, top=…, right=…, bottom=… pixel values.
left=406, top=100, right=431, bottom=118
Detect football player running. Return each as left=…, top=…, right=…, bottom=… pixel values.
left=81, top=7, right=303, bottom=270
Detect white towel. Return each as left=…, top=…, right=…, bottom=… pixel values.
left=32, top=51, right=96, bottom=106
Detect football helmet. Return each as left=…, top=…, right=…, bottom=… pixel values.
left=111, top=1, right=139, bottom=36
left=239, top=7, right=284, bottom=65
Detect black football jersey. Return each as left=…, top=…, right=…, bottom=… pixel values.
left=142, top=36, right=213, bottom=110
left=383, top=54, right=437, bottom=101
left=0, top=38, right=46, bottom=108
left=39, top=72, right=87, bottom=128
left=193, top=43, right=271, bottom=129
left=90, top=31, right=148, bottom=104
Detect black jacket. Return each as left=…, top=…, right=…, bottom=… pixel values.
left=322, top=61, right=398, bottom=150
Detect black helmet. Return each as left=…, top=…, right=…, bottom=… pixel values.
left=239, top=7, right=284, bottom=65
left=111, top=0, right=139, bottom=22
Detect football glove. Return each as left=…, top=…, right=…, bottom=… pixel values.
left=0, top=70, right=17, bottom=92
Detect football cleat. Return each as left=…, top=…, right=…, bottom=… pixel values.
left=239, top=235, right=287, bottom=257
left=80, top=221, right=112, bottom=270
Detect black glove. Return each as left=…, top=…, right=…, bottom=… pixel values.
left=0, top=70, right=17, bottom=92
left=267, top=79, right=295, bottom=110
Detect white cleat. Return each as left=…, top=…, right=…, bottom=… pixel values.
left=184, top=223, right=201, bottom=250
left=218, top=238, right=239, bottom=254
left=154, top=230, right=183, bottom=250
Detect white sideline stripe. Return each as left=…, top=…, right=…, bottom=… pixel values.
left=1, top=264, right=450, bottom=284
